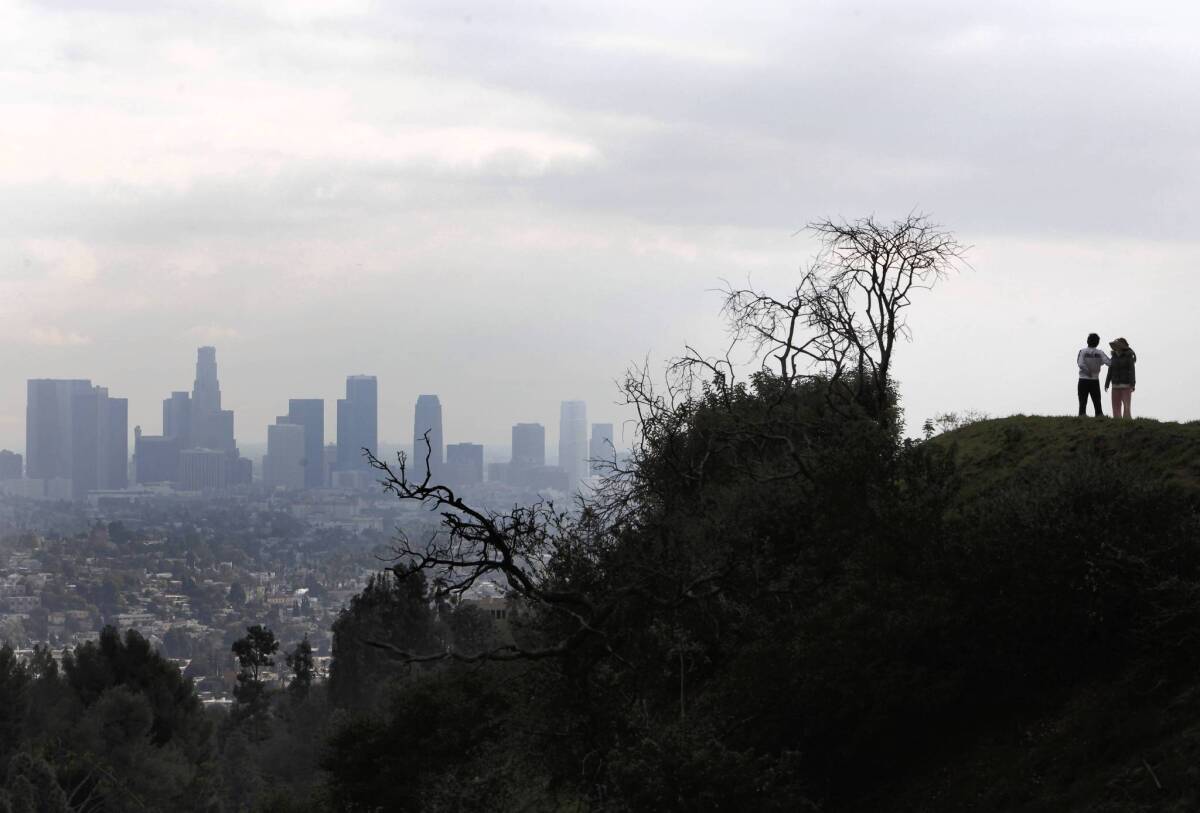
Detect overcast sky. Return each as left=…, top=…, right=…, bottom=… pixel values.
left=3, top=0, right=1199, bottom=454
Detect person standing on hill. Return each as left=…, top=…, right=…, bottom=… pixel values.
left=1077, top=333, right=1110, bottom=416
left=1105, top=337, right=1137, bottom=418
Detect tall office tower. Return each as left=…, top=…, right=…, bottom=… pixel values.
left=0, top=450, right=22, bottom=480
left=190, top=346, right=237, bottom=453
left=163, top=391, right=192, bottom=446
left=589, top=423, right=615, bottom=475
left=192, top=346, right=220, bottom=415
left=511, top=423, right=546, bottom=467
left=412, top=394, right=444, bottom=481
left=265, top=421, right=306, bottom=489
left=101, top=389, right=128, bottom=491
left=179, top=448, right=228, bottom=491
left=134, top=427, right=180, bottom=484
left=336, top=375, right=377, bottom=472
left=445, top=442, right=484, bottom=485
left=26, top=379, right=92, bottom=482
left=287, top=399, right=325, bottom=487
left=68, top=385, right=128, bottom=498
left=26, top=379, right=126, bottom=498
left=558, top=400, right=588, bottom=491
left=322, top=444, right=338, bottom=486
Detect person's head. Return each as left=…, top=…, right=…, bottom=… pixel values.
left=1087, top=333, right=1100, bottom=348
left=1110, top=337, right=1130, bottom=353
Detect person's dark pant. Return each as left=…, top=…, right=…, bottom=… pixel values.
left=1077, top=378, right=1103, bottom=416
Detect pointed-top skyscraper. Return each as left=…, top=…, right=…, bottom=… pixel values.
left=192, top=346, right=221, bottom=416
left=190, top=346, right=236, bottom=454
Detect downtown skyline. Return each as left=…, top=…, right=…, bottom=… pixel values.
left=3, top=346, right=622, bottom=457
left=5, top=344, right=618, bottom=468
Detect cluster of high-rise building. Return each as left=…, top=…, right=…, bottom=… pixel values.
left=135, top=346, right=251, bottom=491
left=2, top=346, right=618, bottom=500
left=21, top=379, right=128, bottom=499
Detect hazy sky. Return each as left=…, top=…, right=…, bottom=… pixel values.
left=3, top=0, right=1200, bottom=454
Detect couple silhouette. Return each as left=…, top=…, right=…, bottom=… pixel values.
left=1077, top=333, right=1137, bottom=418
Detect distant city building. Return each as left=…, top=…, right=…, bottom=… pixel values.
left=322, top=444, right=338, bottom=486
left=488, top=462, right=568, bottom=492
left=0, top=482, right=53, bottom=501
left=26, top=379, right=127, bottom=499
left=500, top=423, right=568, bottom=490
left=0, top=450, right=21, bottom=480
left=412, top=394, right=444, bottom=481
left=265, top=422, right=306, bottom=490
left=558, top=400, right=588, bottom=491
left=331, top=469, right=374, bottom=491
left=92, top=387, right=129, bottom=494
left=133, top=428, right=180, bottom=484
left=190, top=347, right=237, bottom=454
left=162, top=391, right=192, bottom=447
left=153, top=347, right=249, bottom=490
left=230, top=456, right=253, bottom=486
left=178, top=448, right=228, bottom=491
left=26, top=379, right=92, bottom=482
left=336, top=375, right=377, bottom=472
left=287, top=399, right=325, bottom=488
left=511, top=423, right=546, bottom=467
left=445, top=442, right=483, bottom=485
left=589, top=423, right=615, bottom=475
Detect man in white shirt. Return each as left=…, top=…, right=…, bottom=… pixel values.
left=1077, top=332, right=1111, bottom=417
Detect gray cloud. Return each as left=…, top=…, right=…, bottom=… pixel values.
left=3, top=0, right=1199, bottom=451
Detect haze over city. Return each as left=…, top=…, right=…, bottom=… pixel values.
left=5, top=0, right=1200, bottom=454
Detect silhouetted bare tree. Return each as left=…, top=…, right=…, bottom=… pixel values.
left=722, top=213, right=966, bottom=422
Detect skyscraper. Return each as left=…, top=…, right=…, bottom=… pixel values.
left=287, top=398, right=325, bottom=487
left=100, top=389, right=128, bottom=492
left=558, top=400, right=588, bottom=491
left=188, top=346, right=237, bottom=453
left=336, top=375, right=377, bottom=472
left=134, top=428, right=180, bottom=484
left=412, top=394, right=444, bottom=481
left=26, top=379, right=126, bottom=498
left=192, top=346, right=220, bottom=416
left=163, top=391, right=192, bottom=447
left=26, top=379, right=92, bottom=481
left=69, top=386, right=128, bottom=498
left=589, top=423, right=615, bottom=475
left=511, top=423, right=545, bottom=467
left=445, top=442, right=483, bottom=485
left=265, top=421, right=306, bottom=489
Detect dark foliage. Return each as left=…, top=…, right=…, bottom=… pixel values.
left=327, top=570, right=438, bottom=710
left=0, top=627, right=216, bottom=811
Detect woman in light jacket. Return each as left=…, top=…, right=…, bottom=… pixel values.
left=1105, top=337, right=1137, bottom=418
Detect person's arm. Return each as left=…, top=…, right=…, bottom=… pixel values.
left=1105, top=364, right=1112, bottom=390
left=1101, top=350, right=1111, bottom=366
left=1130, top=355, right=1136, bottom=389
left=1077, top=349, right=1087, bottom=376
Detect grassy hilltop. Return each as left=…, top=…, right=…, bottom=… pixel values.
left=934, top=415, right=1200, bottom=498
left=885, top=415, right=1200, bottom=811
